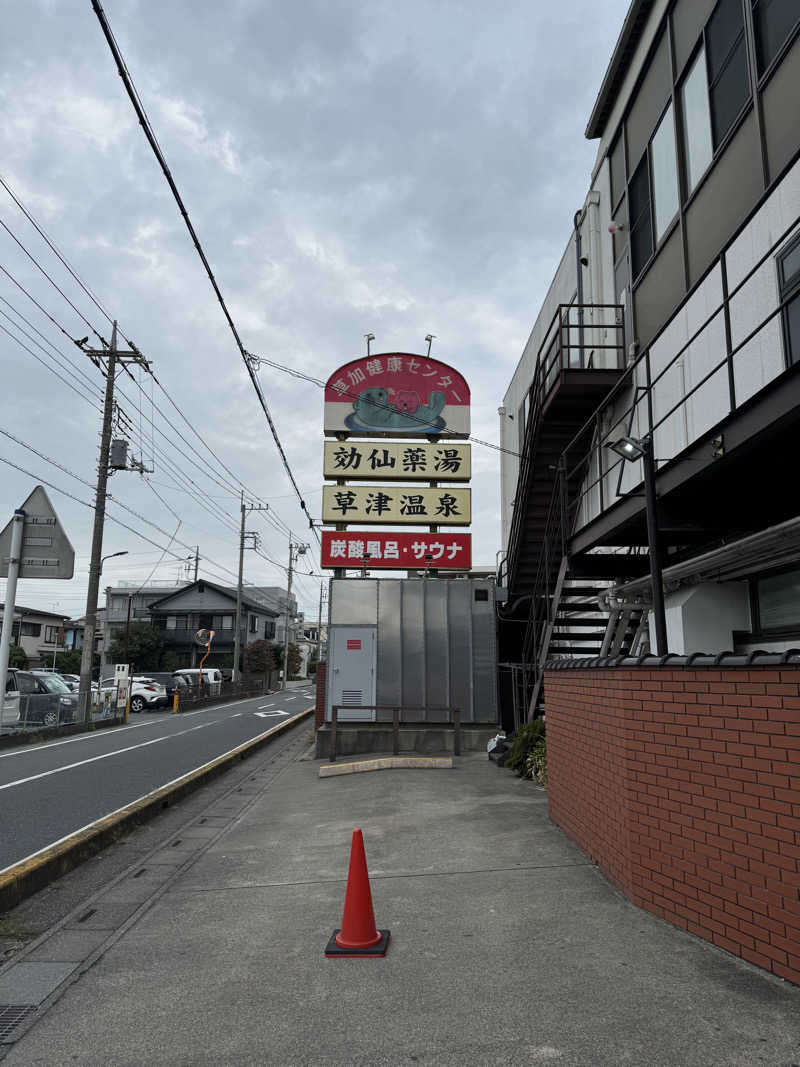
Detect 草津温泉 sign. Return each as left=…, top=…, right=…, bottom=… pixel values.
left=322, top=485, right=470, bottom=526
left=321, top=530, right=471, bottom=569
left=323, top=353, right=470, bottom=437
left=323, top=441, right=470, bottom=482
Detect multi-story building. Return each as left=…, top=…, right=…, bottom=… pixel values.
left=102, top=582, right=187, bottom=670
left=500, top=0, right=800, bottom=719
left=0, top=605, right=69, bottom=667
left=146, top=580, right=278, bottom=668
left=248, top=587, right=303, bottom=646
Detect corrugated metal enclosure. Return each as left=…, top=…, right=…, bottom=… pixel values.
left=325, top=578, right=497, bottom=723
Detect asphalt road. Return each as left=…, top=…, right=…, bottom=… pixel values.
left=0, top=685, right=315, bottom=872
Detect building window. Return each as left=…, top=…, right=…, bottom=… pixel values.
left=249, top=615, right=258, bottom=634
left=752, top=0, right=799, bottom=75
left=681, top=48, right=714, bottom=193
left=629, top=155, right=653, bottom=278
left=779, top=234, right=800, bottom=365
left=265, top=621, right=276, bottom=640
left=20, top=622, right=41, bottom=638
left=755, top=568, right=800, bottom=630
left=650, top=103, right=679, bottom=241
left=213, top=615, right=233, bottom=630
left=706, top=0, right=750, bottom=148
left=44, top=626, right=60, bottom=644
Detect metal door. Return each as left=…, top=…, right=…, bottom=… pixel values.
left=328, top=626, right=376, bottom=721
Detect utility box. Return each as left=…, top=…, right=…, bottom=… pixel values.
left=325, top=577, right=497, bottom=723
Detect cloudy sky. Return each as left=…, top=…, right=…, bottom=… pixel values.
left=0, top=0, right=626, bottom=623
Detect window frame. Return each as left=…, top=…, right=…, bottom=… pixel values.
left=777, top=231, right=800, bottom=367
left=747, top=564, right=800, bottom=638
left=751, top=0, right=800, bottom=84
left=628, top=98, right=682, bottom=284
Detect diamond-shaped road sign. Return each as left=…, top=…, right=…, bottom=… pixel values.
left=0, top=486, right=75, bottom=580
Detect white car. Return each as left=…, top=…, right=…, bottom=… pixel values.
left=94, top=676, right=167, bottom=714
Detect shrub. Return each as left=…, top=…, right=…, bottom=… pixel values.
left=505, top=719, right=546, bottom=776
left=525, top=739, right=547, bottom=785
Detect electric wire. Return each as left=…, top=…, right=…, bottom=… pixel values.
left=0, top=321, right=102, bottom=410
left=0, top=176, right=316, bottom=545
left=91, top=0, right=319, bottom=543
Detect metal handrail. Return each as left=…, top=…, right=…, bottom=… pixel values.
left=505, top=304, right=625, bottom=583
left=328, top=704, right=462, bottom=761
left=562, top=210, right=800, bottom=519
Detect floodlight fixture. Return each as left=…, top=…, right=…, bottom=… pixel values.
left=609, top=435, right=646, bottom=461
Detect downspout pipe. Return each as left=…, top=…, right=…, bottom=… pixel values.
left=574, top=209, right=586, bottom=367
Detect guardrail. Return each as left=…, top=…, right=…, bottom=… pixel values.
left=328, top=704, right=461, bottom=762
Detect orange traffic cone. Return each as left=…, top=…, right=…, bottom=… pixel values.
left=325, top=829, right=391, bottom=958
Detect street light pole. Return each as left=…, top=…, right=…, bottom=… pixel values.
left=283, top=539, right=307, bottom=690
left=640, top=438, right=668, bottom=656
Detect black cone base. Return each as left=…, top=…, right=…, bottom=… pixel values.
left=324, top=929, right=391, bottom=958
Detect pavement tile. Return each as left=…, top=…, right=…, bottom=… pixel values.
left=25, top=929, right=109, bottom=963
left=0, top=962, right=76, bottom=1005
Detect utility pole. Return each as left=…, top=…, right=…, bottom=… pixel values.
left=283, top=538, right=308, bottom=690
left=233, top=493, right=245, bottom=685
left=193, top=546, right=199, bottom=582
left=232, top=497, right=269, bottom=684
left=316, top=580, right=324, bottom=664
left=78, top=323, right=150, bottom=723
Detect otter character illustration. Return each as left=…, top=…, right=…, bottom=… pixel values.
left=347, top=387, right=447, bottom=431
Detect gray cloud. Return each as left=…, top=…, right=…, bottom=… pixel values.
left=0, top=0, right=626, bottom=619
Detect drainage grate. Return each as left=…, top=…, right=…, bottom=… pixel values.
left=0, top=1005, right=37, bottom=1040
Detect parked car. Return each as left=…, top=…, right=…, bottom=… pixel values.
left=58, top=673, right=81, bottom=692
left=145, top=672, right=190, bottom=703
left=94, top=676, right=167, bottom=714
left=30, top=669, right=79, bottom=693
left=4, top=670, right=77, bottom=728
left=173, top=668, right=223, bottom=693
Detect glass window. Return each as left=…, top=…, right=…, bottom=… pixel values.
left=44, top=626, right=60, bottom=643
left=629, top=155, right=653, bottom=277
left=752, top=0, right=799, bottom=74
left=610, top=132, right=626, bottom=208
left=166, top=615, right=177, bottom=629
left=681, top=48, right=714, bottom=192
left=249, top=615, right=258, bottom=633
left=651, top=104, right=679, bottom=240
left=706, top=0, right=749, bottom=148
left=757, top=569, right=800, bottom=629
left=39, top=675, right=70, bottom=694
left=779, top=235, right=800, bottom=365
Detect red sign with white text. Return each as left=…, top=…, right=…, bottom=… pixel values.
left=321, top=530, right=472, bottom=570
left=323, top=353, right=470, bottom=437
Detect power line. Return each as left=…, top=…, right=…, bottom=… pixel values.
left=91, top=0, right=319, bottom=543
left=0, top=320, right=102, bottom=410
left=0, top=175, right=313, bottom=546
left=245, top=349, right=519, bottom=458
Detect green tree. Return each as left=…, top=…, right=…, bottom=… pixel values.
left=287, top=642, right=302, bottom=677
left=9, top=644, right=28, bottom=668
left=160, top=650, right=181, bottom=672
left=54, top=650, right=82, bottom=674
left=108, top=622, right=165, bottom=672
left=245, top=640, right=276, bottom=677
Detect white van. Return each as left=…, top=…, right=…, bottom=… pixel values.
left=173, top=668, right=223, bottom=693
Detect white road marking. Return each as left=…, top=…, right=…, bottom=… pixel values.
left=254, top=710, right=289, bottom=719
left=285, top=696, right=297, bottom=701
left=0, top=717, right=227, bottom=792
left=0, top=707, right=309, bottom=880
left=258, top=704, right=275, bottom=710
left=0, top=695, right=268, bottom=761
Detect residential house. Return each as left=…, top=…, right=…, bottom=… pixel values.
left=63, top=610, right=105, bottom=665
left=102, top=583, right=187, bottom=670
left=0, top=605, right=69, bottom=667
left=146, top=580, right=278, bottom=668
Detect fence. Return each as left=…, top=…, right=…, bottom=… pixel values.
left=328, top=704, right=462, bottom=762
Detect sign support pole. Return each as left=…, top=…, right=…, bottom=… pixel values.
left=0, top=509, right=25, bottom=724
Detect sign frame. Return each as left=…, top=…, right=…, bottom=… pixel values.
left=321, top=530, right=472, bottom=570
left=324, top=440, right=470, bottom=482
left=322, top=485, right=471, bottom=526
left=0, top=486, right=75, bottom=580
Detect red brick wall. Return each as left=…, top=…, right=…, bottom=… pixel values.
left=545, top=666, right=800, bottom=985
left=314, top=663, right=327, bottom=731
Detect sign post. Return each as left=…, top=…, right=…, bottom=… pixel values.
left=0, top=487, right=75, bottom=726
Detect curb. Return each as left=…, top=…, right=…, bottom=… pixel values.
left=319, top=756, right=453, bottom=777
left=0, top=706, right=313, bottom=914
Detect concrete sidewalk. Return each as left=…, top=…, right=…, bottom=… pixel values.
left=3, top=734, right=799, bottom=1066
